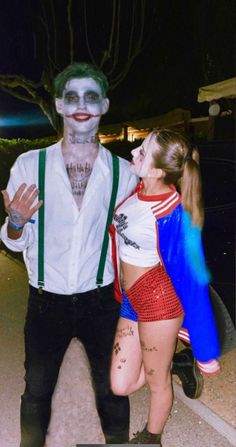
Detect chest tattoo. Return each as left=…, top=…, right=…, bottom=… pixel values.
left=66, top=162, right=93, bottom=209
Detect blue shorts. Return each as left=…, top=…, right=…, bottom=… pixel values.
left=120, top=291, right=138, bottom=321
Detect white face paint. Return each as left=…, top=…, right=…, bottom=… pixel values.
left=55, top=77, right=109, bottom=138
left=130, top=133, right=157, bottom=178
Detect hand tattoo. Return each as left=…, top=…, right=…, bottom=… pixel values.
left=8, top=209, right=25, bottom=226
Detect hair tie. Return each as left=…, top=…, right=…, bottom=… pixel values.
left=183, top=155, right=192, bottom=164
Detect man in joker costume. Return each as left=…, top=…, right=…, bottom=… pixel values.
left=1, top=63, right=203, bottom=447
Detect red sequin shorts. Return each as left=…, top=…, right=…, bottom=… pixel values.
left=124, top=264, right=184, bottom=322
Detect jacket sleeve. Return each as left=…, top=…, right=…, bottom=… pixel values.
left=157, top=206, right=220, bottom=362
left=0, top=154, right=35, bottom=252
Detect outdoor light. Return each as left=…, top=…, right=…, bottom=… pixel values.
left=208, top=102, right=221, bottom=116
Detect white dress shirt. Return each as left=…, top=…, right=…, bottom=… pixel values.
left=1, top=141, right=138, bottom=294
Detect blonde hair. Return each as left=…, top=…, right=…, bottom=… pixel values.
left=152, top=128, right=204, bottom=228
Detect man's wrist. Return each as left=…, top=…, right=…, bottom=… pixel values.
left=8, top=220, right=25, bottom=230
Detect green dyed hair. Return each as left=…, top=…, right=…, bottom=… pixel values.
left=53, top=62, right=109, bottom=98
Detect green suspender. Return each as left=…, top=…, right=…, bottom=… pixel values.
left=38, top=149, right=46, bottom=291
left=37, top=150, right=119, bottom=291
left=96, top=153, right=119, bottom=287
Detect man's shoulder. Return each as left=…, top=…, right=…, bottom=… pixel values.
left=100, top=144, right=136, bottom=175
left=15, top=141, right=59, bottom=164
left=116, top=154, right=130, bottom=168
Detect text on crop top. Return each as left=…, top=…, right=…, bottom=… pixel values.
left=113, top=185, right=181, bottom=267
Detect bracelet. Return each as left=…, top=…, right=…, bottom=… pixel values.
left=8, top=218, right=35, bottom=230
left=8, top=220, right=24, bottom=230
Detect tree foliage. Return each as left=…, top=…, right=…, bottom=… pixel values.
left=0, top=0, right=148, bottom=134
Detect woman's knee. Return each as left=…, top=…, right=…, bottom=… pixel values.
left=145, top=369, right=172, bottom=392
left=110, top=375, right=132, bottom=396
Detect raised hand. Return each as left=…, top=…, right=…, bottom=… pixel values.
left=2, top=183, right=43, bottom=228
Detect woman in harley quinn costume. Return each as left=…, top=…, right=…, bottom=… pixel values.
left=109, top=129, right=220, bottom=445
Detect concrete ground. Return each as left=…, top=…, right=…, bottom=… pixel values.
left=0, top=249, right=235, bottom=447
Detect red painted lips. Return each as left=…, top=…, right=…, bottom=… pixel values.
left=66, top=112, right=101, bottom=122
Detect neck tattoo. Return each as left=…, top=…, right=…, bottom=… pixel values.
left=69, top=132, right=99, bottom=145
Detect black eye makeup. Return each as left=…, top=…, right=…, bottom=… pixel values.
left=84, top=91, right=101, bottom=103
left=64, top=92, right=79, bottom=103
left=64, top=90, right=101, bottom=104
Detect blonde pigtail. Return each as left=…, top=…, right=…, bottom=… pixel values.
left=181, top=148, right=204, bottom=228
left=152, top=129, right=204, bottom=229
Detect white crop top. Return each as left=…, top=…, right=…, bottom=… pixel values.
left=113, top=185, right=181, bottom=267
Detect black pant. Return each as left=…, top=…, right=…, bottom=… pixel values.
left=20, top=284, right=130, bottom=447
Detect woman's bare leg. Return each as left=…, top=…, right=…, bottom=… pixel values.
left=139, top=316, right=183, bottom=434
left=110, top=317, right=145, bottom=395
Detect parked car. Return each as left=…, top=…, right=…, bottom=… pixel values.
left=198, top=140, right=235, bottom=326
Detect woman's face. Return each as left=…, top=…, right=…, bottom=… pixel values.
left=130, top=132, right=158, bottom=178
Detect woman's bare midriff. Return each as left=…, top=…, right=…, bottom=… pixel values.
left=120, top=259, right=160, bottom=291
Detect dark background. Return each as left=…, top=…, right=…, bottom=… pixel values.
left=0, top=0, right=235, bottom=137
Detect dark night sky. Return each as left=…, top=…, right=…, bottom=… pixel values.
left=0, top=0, right=235, bottom=138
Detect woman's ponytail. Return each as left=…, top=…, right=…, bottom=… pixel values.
left=181, top=148, right=204, bottom=228
left=152, top=129, right=204, bottom=228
